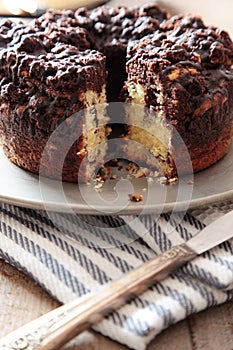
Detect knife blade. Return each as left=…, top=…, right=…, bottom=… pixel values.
left=186, top=210, right=233, bottom=254
left=0, top=210, right=232, bottom=350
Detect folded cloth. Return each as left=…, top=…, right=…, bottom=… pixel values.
left=0, top=201, right=232, bottom=350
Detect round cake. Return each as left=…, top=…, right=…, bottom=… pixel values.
left=0, top=3, right=232, bottom=182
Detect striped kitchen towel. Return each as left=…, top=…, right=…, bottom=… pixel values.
left=0, top=200, right=232, bottom=350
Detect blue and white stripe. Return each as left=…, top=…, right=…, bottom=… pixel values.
left=0, top=201, right=232, bottom=350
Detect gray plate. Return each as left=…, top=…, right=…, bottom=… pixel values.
left=0, top=141, right=233, bottom=215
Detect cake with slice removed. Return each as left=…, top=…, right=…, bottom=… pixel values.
left=0, top=5, right=233, bottom=183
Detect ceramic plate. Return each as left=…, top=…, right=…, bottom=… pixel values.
left=0, top=141, right=233, bottom=215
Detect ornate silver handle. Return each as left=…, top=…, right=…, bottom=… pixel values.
left=0, top=244, right=196, bottom=350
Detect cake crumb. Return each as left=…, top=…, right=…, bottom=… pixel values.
left=94, top=183, right=103, bottom=190
left=187, top=179, right=194, bottom=185
left=128, top=193, right=143, bottom=202
left=167, top=176, right=178, bottom=184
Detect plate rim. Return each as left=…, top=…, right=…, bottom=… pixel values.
left=0, top=143, right=233, bottom=215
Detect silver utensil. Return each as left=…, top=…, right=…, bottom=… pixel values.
left=0, top=210, right=232, bottom=350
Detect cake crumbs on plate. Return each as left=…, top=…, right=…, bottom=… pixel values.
left=94, top=182, right=103, bottom=190
left=128, top=193, right=143, bottom=202
left=187, top=179, right=194, bottom=185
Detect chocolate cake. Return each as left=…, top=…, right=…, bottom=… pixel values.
left=0, top=21, right=109, bottom=182
left=0, top=4, right=233, bottom=183
left=123, top=15, right=233, bottom=178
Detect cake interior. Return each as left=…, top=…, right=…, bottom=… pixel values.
left=124, top=80, right=176, bottom=179
left=82, top=87, right=110, bottom=180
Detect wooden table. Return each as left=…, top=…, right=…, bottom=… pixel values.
left=0, top=259, right=232, bottom=350
left=0, top=0, right=233, bottom=349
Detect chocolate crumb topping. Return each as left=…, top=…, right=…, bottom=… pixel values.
left=0, top=4, right=233, bottom=182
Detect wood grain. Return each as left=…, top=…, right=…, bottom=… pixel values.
left=0, top=259, right=232, bottom=350
left=0, top=0, right=232, bottom=348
